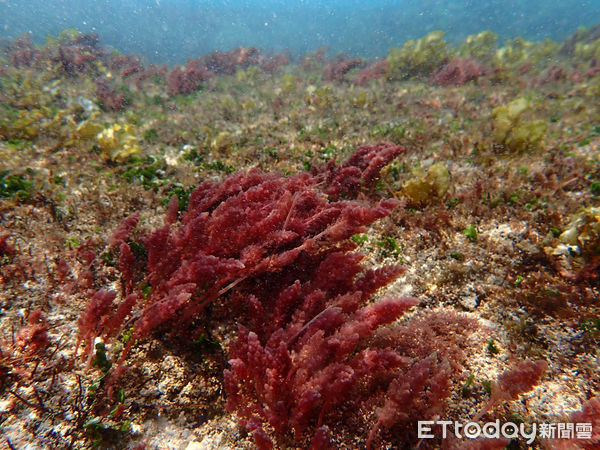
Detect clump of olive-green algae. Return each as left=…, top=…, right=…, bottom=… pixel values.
left=387, top=30, right=453, bottom=79
left=492, top=97, right=547, bottom=152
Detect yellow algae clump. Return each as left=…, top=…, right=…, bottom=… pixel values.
left=236, top=66, right=260, bottom=86
left=388, top=30, right=452, bottom=80
left=281, top=73, right=297, bottom=93
left=494, top=37, right=559, bottom=67
left=96, top=124, right=141, bottom=162
left=401, top=163, right=450, bottom=205
left=492, top=97, right=547, bottom=152
left=574, top=38, right=600, bottom=61
left=63, top=118, right=102, bottom=147
left=75, top=120, right=104, bottom=140
left=458, top=30, right=498, bottom=62
left=304, top=85, right=333, bottom=109
left=211, top=131, right=233, bottom=153
left=559, top=207, right=600, bottom=257
left=492, top=97, right=529, bottom=142
left=44, top=28, right=80, bottom=47
left=5, top=111, right=40, bottom=139
left=350, top=90, right=369, bottom=109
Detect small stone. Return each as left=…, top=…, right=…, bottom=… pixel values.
left=459, top=291, right=479, bottom=310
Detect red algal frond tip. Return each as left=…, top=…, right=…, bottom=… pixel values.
left=109, top=212, right=140, bottom=247
left=16, top=310, right=49, bottom=355
left=474, top=359, right=548, bottom=421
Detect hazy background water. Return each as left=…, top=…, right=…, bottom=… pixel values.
left=1, top=0, right=599, bottom=63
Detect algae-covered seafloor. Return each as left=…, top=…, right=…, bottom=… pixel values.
left=0, top=26, right=599, bottom=449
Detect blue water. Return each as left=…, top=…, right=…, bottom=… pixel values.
left=1, top=0, right=599, bottom=63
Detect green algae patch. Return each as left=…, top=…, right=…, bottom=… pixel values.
left=458, top=30, right=498, bottom=62
left=492, top=97, right=547, bottom=152
left=96, top=123, right=142, bottom=162
left=493, top=37, right=560, bottom=68
left=401, top=162, right=450, bottom=205
left=387, top=30, right=452, bottom=80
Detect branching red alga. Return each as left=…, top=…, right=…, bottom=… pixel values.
left=77, top=142, right=490, bottom=447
